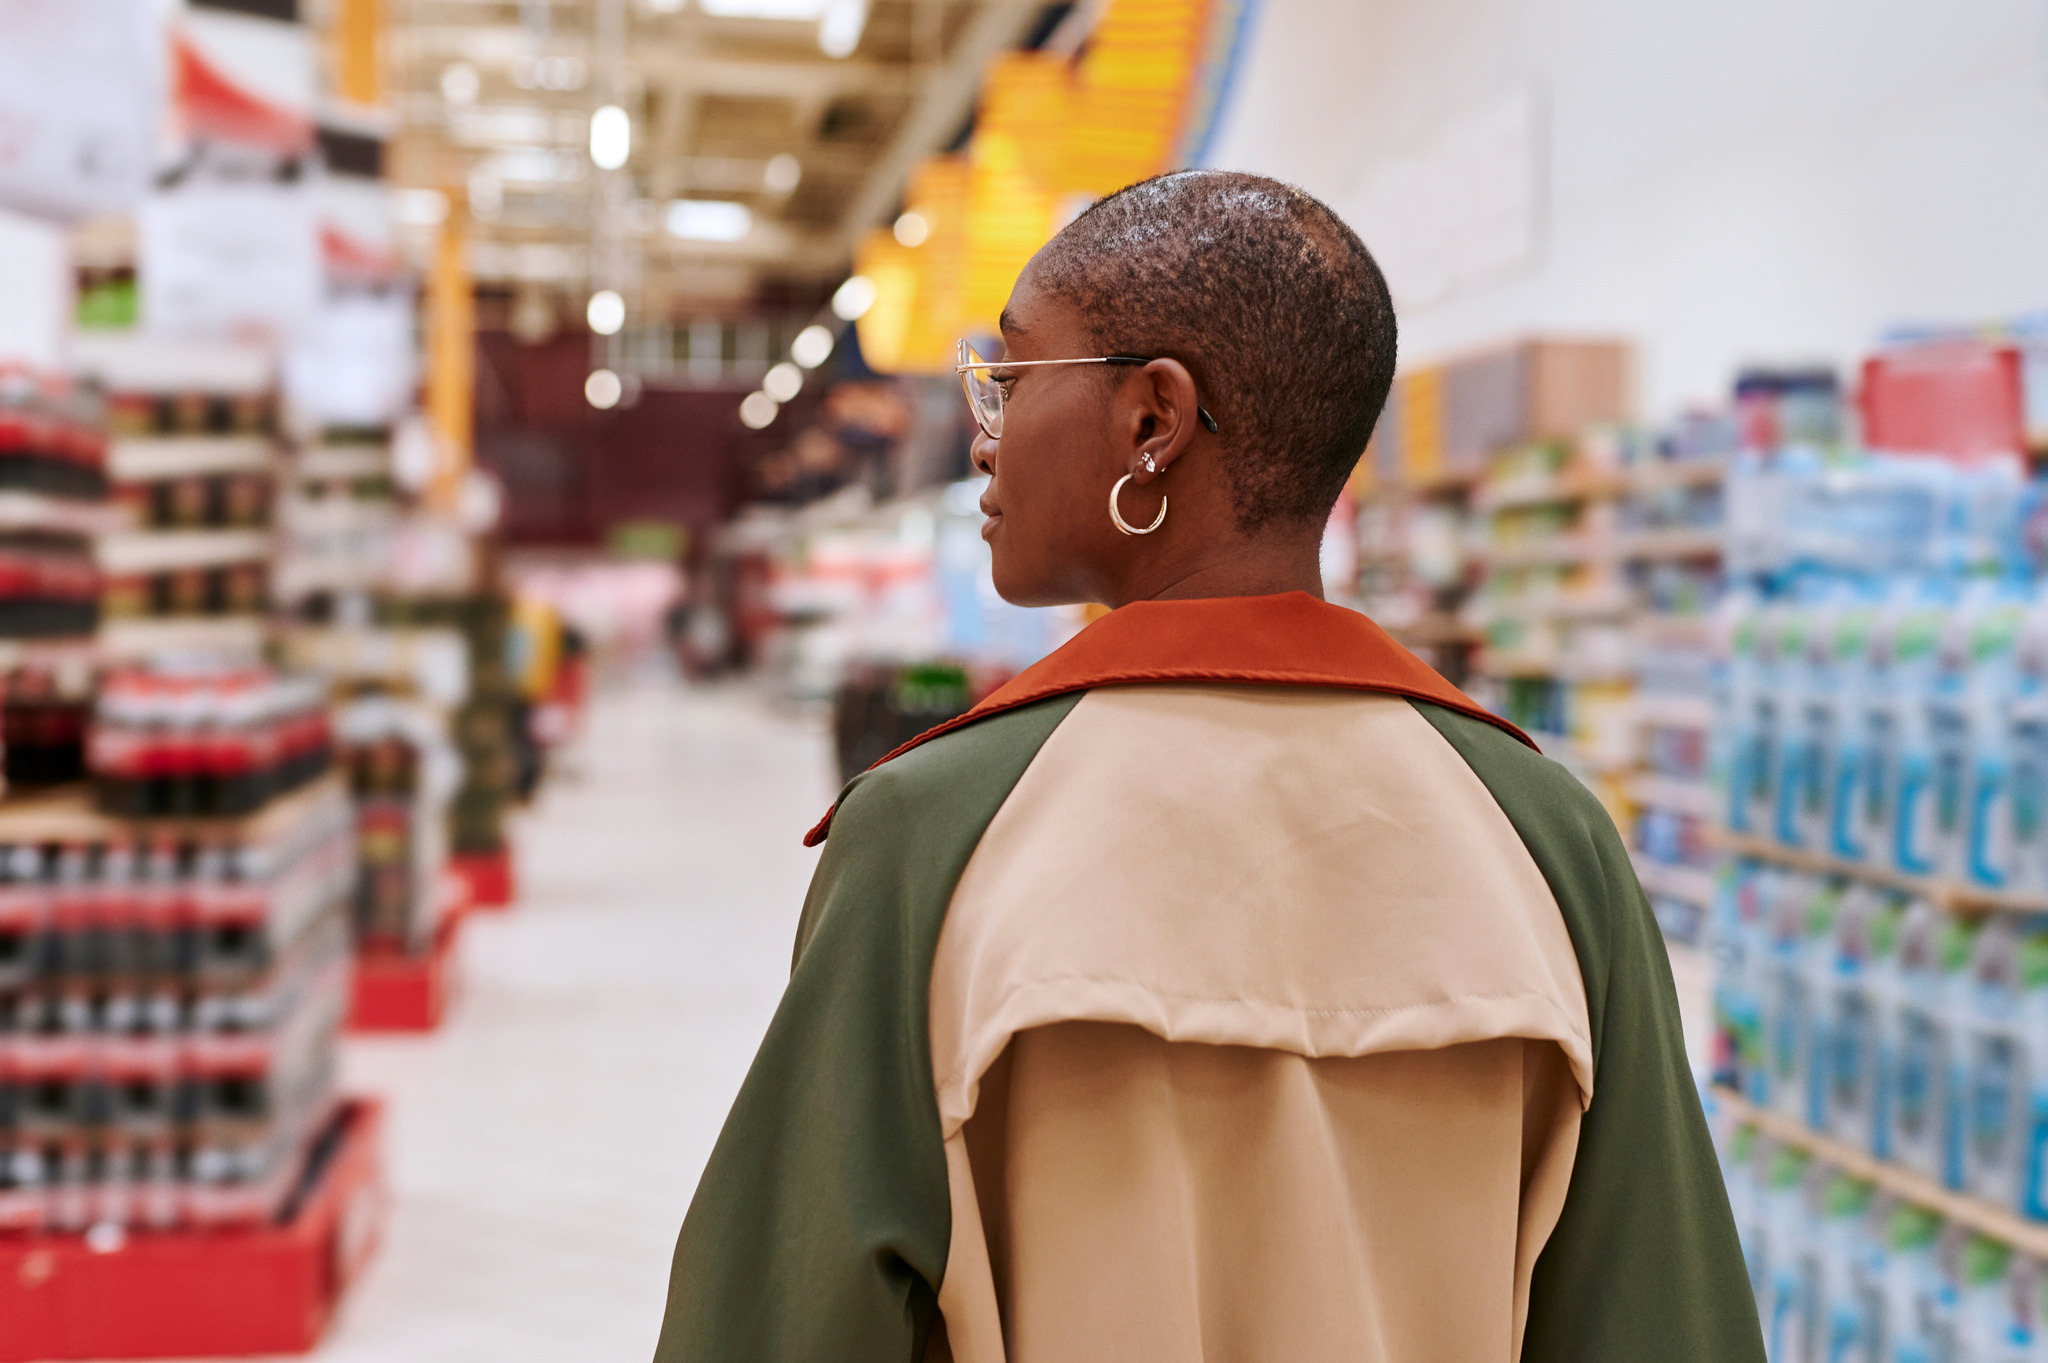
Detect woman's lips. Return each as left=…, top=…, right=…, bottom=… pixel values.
left=979, top=497, right=1002, bottom=540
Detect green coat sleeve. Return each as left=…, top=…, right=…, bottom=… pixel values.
left=652, top=695, right=1083, bottom=1363
left=1412, top=701, right=1765, bottom=1363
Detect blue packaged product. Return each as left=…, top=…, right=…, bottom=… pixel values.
left=1883, top=1204, right=1950, bottom=1363
left=1825, top=886, right=1903, bottom=1157
left=1728, top=597, right=1783, bottom=837
left=1831, top=593, right=1884, bottom=862
left=2017, top=930, right=2048, bottom=1221
left=1896, top=587, right=1956, bottom=876
left=1889, top=903, right=1952, bottom=1182
left=1775, top=599, right=1823, bottom=849
left=1963, top=920, right=2026, bottom=1209
left=1955, top=1235, right=2023, bottom=1363
left=1943, top=919, right=1989, bottom=1190
left=1817, top=1173, right=1878, bottom=1363
left=1760, top=1143, right=1816, bottom=1362
left=1766, top=873, right=1829, bottom=1125
left=2007, top=600, right=2048, bottom=897
left=1963, top=584, right=2029, bottom=888
left=1713, top=861, right=1770, bottom=1096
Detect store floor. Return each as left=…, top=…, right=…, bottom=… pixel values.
left=282, top=677, right=1707, bottom=1363
left=318, top=678, right=836, bottom=1363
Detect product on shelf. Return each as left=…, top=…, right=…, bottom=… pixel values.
left=1712, top=1107, right=2048, bottom=1363
left=0, top=368, right=110, bottom=501
left=88, top=666, right=333, bottom=818
left=0, top=777, right=355, bottom=1232
left=336, top=695, right=458, bottom=954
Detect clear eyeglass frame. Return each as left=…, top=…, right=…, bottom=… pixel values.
left=954, top=338, right=1218, bottom=441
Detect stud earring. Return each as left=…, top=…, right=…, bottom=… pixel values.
left=1141, top=454, right=1157, bottom=473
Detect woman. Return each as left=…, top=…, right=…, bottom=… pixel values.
left=655, top=172, right=1760, bottom=1363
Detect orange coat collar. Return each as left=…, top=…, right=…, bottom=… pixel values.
left=804, top=592, right=1533, bottom=846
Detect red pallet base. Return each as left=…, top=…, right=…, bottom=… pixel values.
left=0, top=1099, right=388, bottom=1361
left=347, top=910, right=461, bottom=1033
left=450, top=847, right=515, bottom=910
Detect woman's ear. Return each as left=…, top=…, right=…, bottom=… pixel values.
left=1123, top=358, right=1204, bottom=485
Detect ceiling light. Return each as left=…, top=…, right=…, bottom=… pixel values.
left=818, top=0, right=870, bottom=57
left=831, top=275, right=876, bottom=321
left=440, top=62, right=480, bottom=106
left=763, top=154, right=802, bottom=194
left=587, top=289, right=626, bottom=336
left=699, top=0, right=830, bottom=18
left=763, top=362, right=803, bottom=402
left=590, top=105, right=631, bottom=170
left=790, top=324, right=834, bottom=369
left=666, top=199, right=753, bottom=242
left=739, top=392, right=780, bottom=429
left=586, top=369, right=624, bottom=409
left=893, top=211, right=929, bottom=248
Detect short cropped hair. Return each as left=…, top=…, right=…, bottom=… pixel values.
left=1031, top=170, right=1397, bottom=530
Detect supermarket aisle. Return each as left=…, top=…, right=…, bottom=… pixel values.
left=321, top=680, right=835, bottom=1363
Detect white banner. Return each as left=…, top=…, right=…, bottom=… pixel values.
left=284, top=290, right=418, bottom=427
left=0, top=0, right=164, bottom=223
left=140, top=175, right=322, bottom=343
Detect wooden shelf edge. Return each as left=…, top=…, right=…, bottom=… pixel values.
left=1710, top=829, right=2048, bottom=915
left=1711, top=1086, right=2048, bottom=1257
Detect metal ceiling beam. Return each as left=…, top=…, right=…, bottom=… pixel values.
left=834, top=0, right=1040, bottom=255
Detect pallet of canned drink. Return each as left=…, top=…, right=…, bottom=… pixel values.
left=0, top=774, right=354, bottom=1232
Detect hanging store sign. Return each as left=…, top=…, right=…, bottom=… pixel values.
left=0, top=0, right=165, bottom=222
left=140, top=172, right=322, bottom=343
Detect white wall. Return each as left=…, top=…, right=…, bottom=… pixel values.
left=1205, top=0, right=2048, bottom=418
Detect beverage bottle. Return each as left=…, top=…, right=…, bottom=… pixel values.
left=1943, top=919, right=1989, bottom=1190
left=1800, top=880, right=1844, bottom=1130
left=1895, top=582, right=1956, bottom=876
left=1774, top=598, right=1817, bottom=848
left=2019, top=928, right=2048, bottom=1220
left=2008, top=588, right=2048, bottom=895
left=1965, top=584, right=2028, bottom=888
left=1962, top=919, right=2026, bottom=1207
left=1830, top=590, right=1883, bottom=862
left=1818, top=1172, right=1877, bottom=1363
left=1712, top=861, right=1766, bottom=1095
left=1955, top=1235, right=2022, bottom=1363
left=1726, top=594, right=1777, bottom=836
left=1890, top=902, right=1950, bottom=1180
left=1766, top=872, right=1821, bottom=1123
left=1760, top=1142, right=1815, bottom=1361
left=1825, top=885, right=1893, bottom=1152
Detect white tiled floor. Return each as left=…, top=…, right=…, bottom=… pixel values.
left=314, top=680, right=835, bottom=1363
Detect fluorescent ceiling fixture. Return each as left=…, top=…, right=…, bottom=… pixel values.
left=893, top=211, right=929, bottom=247
left=666, top=199, right=753, bottom=242
left=790, top=324, right=834, bottom=369
left=698, top=0, right=830, bottom=18
left=440, top=62, right=480, bottom=105
left=763, top=154, right=802, bottom=194
left=586, top=369, right=624, bottom=409
left=590, top=105, right=631, bottom=170
left=818, top=0, right=870, bottom=58
left=739, top=392, right=780, bottom=429
left=587, top=289, right=626, bottom=336
left=763, top=362, right=803, bottom=402
left=831, top=275, right=876, bottom=321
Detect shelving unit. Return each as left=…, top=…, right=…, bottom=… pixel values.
left=1713, top=829, right=2048, bottom=916
left=1712, top=1087, right=2048, bottom=1259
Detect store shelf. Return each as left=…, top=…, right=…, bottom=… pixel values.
left=1631, top=773, right=1718, bottom=818
left=108, top=435, right=276, bottom=482
left=1483, top=651, right=1634, bottom=683
left=1633, top=855, right=1717, bottom=906
left=1626, top=458, right=1728, bottom=493
left=98, top=527, right=271, bottom=575
left=1634, top=693, right=1715, bottom=729
left=1383, top=612, right=1486, bottom=646
left=1710, top=1087, right=2048, bottom=1259
left=1712, top=829, right=2048, bottom=916
left=0, top=770, right=346, bottom=844
left=1483, top=536, right=1607, bottom=569
left=294, top=445, right=390, bottom=481
left=1634, top=614, right=1716, bottom=649
left=99, top=614, right=267, bottom=659
left=0, top=492, right=119, bottom=537
left=1474, top=472, right=1627, bottom=513
left=0, top=1099, right=386, bottom=1361
left=1477, top=590, right=1635, bottom=623
left=1618, top=527, right=1724, bottom=560
left=1536, top=733, right=1635, bottom=775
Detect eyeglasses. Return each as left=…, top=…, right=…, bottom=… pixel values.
left=955, top=338, right=1220, bottom=441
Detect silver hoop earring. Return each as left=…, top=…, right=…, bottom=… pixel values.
left=1109, top=473, right=1167, bottom=536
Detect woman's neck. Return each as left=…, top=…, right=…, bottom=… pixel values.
left=1109, top=536, right=1326, bottom=607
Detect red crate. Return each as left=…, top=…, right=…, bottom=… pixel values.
left=0, top=1099, right=387, bottom=1361
left=347, top=907, right=462, bottom=1033
left=450, top=845, right=514, bottom=910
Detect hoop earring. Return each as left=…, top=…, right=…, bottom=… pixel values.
left=1109, top=473, right=1167, bottom=536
